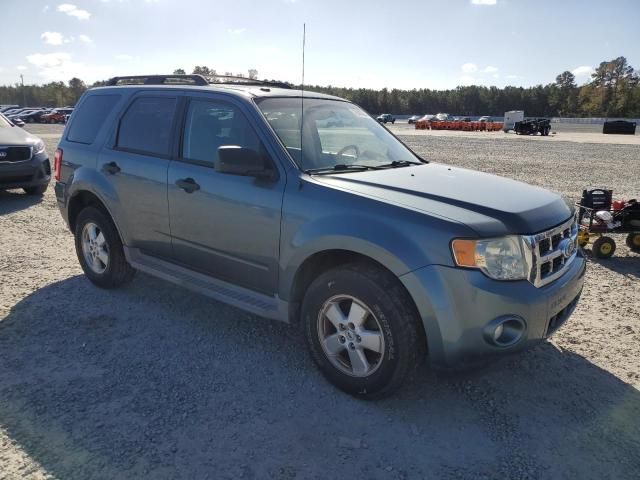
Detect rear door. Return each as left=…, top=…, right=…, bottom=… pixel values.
left=167, top=95, right=285, bottom=294
left=98, top=91, right=179, bottom=258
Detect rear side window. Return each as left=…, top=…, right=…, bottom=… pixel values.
left=116, top=97, right=177, bottom=156
left=67, top=94, right=120, bottom=144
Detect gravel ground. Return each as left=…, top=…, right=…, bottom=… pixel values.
left=1, top=125, right=639, bottom=479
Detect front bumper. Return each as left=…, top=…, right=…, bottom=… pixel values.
left=0, top=153, right=51, bottom=190
left=400, top=251, right=586, bottom=368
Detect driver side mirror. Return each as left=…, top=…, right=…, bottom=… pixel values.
left=216, top=146, right=275, bottom=180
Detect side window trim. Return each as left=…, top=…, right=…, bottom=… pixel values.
left=112, top=93, right=179, bottom=159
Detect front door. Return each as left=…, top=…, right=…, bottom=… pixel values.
left=167, top=97, right=285, bottom=294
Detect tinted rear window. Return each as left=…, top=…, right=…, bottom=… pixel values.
left=67, top=94, right=121, bottom=144
left=116, top=97, right=177, bottom=156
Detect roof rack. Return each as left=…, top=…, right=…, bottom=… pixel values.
left=106, top=74, right=209, bottom=86
left=203, top=74, right=291, bottom=89
left=105, top=73, right=292, bottom=89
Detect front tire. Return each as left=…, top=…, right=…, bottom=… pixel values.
left=302, top=263, right=425, bottom=398
left=74, top=206, right=136, bottom=289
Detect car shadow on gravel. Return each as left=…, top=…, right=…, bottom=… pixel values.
left=589, top=255, right=640, bottom=279
left=0, top=189, right=44, bottom=215
left=1, top=274, right=639, bottom=479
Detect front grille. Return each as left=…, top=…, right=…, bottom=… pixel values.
left=524, top=215, right=578, bottom=288
left=0, top=146, right=32, bottom=162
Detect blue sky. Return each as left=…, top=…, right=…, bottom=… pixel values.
left=2, top=0, right=639, bottom=89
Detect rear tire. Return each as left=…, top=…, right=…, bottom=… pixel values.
left=592, top=236, right=616, bottom=259
left=23, top=184, right=48, bottom=195
left=302, top=263, right=425, bottom=398
left=74, top=206, right=136, bottom=289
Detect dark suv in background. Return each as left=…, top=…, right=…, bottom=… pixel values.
left=376, top=113, right=395, bottom=124
left=54, top=74, right=585, bottom=397
left=0, top=113, right=50, bottom=195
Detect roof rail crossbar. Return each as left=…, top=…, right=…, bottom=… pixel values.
left=105, top=73, right=292, bottom=89
left=203, top=74, right=292, bottom=89
left=106, top=74, right=209, bottom=86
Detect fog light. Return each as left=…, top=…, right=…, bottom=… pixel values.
left=484, top=316, right=526, bottom=347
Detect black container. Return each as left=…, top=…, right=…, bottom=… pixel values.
left=603, top=120, right=636, bottom=135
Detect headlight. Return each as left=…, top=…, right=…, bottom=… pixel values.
left=33, top=140, right=46, bottom=155
left=451, top=236, right=529, bottom=280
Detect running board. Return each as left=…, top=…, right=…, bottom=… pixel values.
left=124, top=247, right=289, bottom=323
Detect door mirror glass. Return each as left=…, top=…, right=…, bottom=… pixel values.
left=216, top=146, right=273, bottom=179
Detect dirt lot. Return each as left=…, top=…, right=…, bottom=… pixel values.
left=1, top=125, right=639, bottom=479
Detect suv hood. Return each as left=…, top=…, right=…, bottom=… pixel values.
left=0, top=126, right=38, bottom=146
left=312, top=163, right=572, bottom=236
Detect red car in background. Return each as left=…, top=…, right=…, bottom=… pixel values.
left=40, top=108, right=73, bottom=124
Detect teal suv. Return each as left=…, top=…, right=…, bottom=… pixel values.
left=54, top=75, right=585, bottom=397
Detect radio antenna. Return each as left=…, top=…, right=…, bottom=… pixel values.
left=300, top=23, right=306, bottom=162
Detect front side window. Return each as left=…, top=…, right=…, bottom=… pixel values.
left=181, top=99, right=262, bottom=164
left=256, top=97, right=421, bottom=171
left=117, top=96, right=177, bottom=156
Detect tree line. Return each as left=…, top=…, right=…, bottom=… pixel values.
left=1, top=56, right=638, bottom=117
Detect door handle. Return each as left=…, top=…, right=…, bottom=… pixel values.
left=175, top=177, right=200, bottom=193
left=103, top=161, right=121, bottom=175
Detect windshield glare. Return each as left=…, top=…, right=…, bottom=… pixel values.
left=256, top=97, right=420, bottom=171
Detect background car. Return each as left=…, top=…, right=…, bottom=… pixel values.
left=376, top=113, right=395, bottom=124
left=434, top=113, right=453, bottom=121
left=4, top=108, right=29, bottom=117
left=40, top=108, right=73, bottom=124
left=6, top=110, right=38, bottom=122
left=0, top=113, right=50, bottom=194
left=22, top=109, right=53, bottom=123
left=0, top=105, right=19, bottom=113
left=407, top=115, right=421, bottom=124
left=478, top=116, right=491, bottom=122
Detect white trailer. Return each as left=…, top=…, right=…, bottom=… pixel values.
left=503, top=110, right=524, bottom=132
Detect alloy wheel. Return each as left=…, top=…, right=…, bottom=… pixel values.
left=317, top=295, right=385, bottom=377
left=81, top=222, right=109, bottom=274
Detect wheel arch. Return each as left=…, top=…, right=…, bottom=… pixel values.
left=67, top=189, right=125, bottom=247
left=286, top=249, right=425, bottom=340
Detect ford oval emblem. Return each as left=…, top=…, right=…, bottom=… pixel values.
left=559, top=238, right=576, bottom=259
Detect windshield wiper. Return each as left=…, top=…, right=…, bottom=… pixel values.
left=304, top=164, right=384, bottom=175
left=377, top=160, right=424, bottom=168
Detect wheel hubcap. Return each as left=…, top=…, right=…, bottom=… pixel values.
left=317, top=295, right=385, bottom=377
left=81, top=222, right=109, bottom=274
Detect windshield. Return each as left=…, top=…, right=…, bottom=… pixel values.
left=256, top=97, right=422, bottom=171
